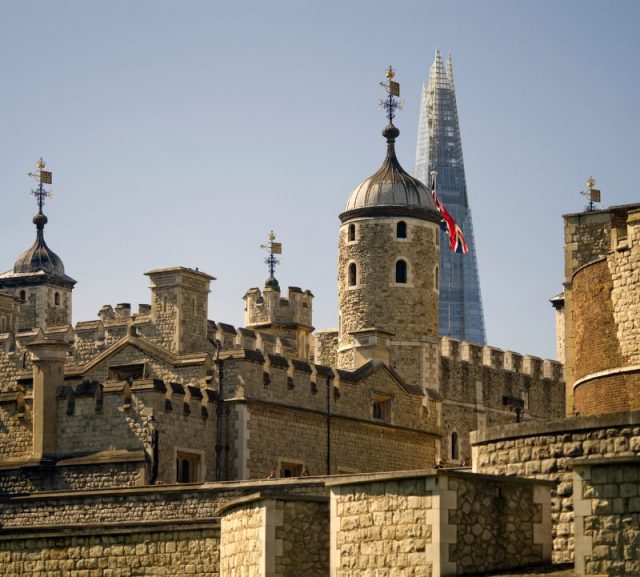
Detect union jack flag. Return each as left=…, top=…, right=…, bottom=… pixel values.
left=430, top=172, right=468, bottom=254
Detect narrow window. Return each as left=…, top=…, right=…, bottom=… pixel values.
left=348, top=223, right=356, bottom=242
left=395, top=260, right=407, bottom=284
left=19, top=290, right=26, bottom=301
left=435, top=266, right=439, bottom=289
left=162, top=296, right=168, bottom=313
left=451, top=432, right=459, bottom=461
left=348, top=263, right=357, bottom=287
left=176, top=452, right=201, bottom=483
left=0, top=317, right=6, bottom=332
left=396, top=221, right=407, bottom=238
left=54, top=292, right=60, bottom=306
left=372, top=393, right=392, bottom=422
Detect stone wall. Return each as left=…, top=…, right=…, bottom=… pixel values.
left=440, top=337, right=565, bottom=464
left=573, top=457, right=640, bottom=576
left=471, top=410, right=640, bottom=563
left=0, top=400, right=32, bottom=458
left=0, top=460, right=143, bottom=495
left=327, top=469, right=551, bottom=577
left=219, top=494, right=329, bottom=577
left=219, top=502, right=263, bottom=576
left=314, top=329, right=338, bottom=367
left=0, top=479, right=327, bottom=577
left=0, top=522, right=220, bottom=577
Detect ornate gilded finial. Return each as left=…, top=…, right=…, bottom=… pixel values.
left=379, top=66, right=403, bottom=125
left=580, top=176, right=601, bottom=212
left=27, top=157, right=53, bottom=215
left=260, top=231, right=282, bottom=288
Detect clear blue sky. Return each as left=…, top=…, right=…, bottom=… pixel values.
left=1, top=0, right=638, bottom=360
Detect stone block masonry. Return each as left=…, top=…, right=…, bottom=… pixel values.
left=471, top=410, right=640, bottom=564
left=0, top=521, right=220, bottom=577
left=573, top=457, right=640, bottom=577
left=219, top=493, right=329, bottom=577
left=327, top=469, right=552, bottom=577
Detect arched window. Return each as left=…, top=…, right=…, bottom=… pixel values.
left=395, top=260, right=407, bottom=284
left=54, top=292, right=60, bottom=306
left=396, top=221, right=407, bottom=238
left=348, top=223, right=356, bottom=242
left=451, top=432, right=459, bottom=461
left=348, top=263, right=357, bottom=287
left=19, top=290, right=26, bottom=301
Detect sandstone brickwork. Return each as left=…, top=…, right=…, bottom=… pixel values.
left=471, top=411, right=640, bottom=564
left=0, top=524, right=220, bottom=577
left=328, top=469, right=551, bottom=577
left=573, top=458, right=640, bottom=576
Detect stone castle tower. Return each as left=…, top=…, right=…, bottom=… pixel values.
left=0, top=159, right=76, bottom=331
left=337, top=70, right=442, bottom=391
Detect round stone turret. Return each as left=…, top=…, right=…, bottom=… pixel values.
left=337, top=120, right=441, bottom=391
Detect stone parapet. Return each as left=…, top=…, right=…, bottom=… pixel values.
left=327, top=469, right=552, bottom=577
left=470, top=410, right=640, bottom=564
left=572, top=457, right=640, bottom=577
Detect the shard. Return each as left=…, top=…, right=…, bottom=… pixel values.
left=414, top=50, right=486, bottom=344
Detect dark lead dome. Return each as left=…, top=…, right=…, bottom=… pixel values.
left=344, top=124, right=438, bottom=215
left=13, top=213, right=66, bottom=277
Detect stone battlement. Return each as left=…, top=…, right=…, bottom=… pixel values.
left=440, top=336, right=563, bottom=380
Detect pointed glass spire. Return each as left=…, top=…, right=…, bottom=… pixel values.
left=414, top=51, right=486, bottom=345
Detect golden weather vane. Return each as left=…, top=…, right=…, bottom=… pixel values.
left=260, top=231, right=282, bottom=286
left=27, top=157, right=53, bottom=214
left=580, top=176, right=601, bottom=212
left=379, top=65, right=403, bottom=123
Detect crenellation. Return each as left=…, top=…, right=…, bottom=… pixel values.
left=482, top=345, right=504, bottom=369
left=236, top=327, right=257, bottom=350
left=523, top=355, right=542, bottom=378
left=504, top=350, right=523, bottom=372
left=460, top=340, right=481, bottom=364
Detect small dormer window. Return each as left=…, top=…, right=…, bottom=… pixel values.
left=348, top=223, right=356, bottom=242
left=54, top=292, right=60, bottom=306
left=396, top=221, right=407, bottom=239
left=372, top=393, right=392, bottom=422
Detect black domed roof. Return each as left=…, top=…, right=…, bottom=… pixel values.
left=13, top=213, right=66, bottom=276
left=342, top=123, right=439, bottom=223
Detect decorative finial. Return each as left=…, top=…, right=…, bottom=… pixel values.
left=580, top=176, right=601, bottom=212
left=260, top=231, right=282, bottom=289
left=27, top=157, right=53, bottom=215
left=379, top=66, right=403, bottom=126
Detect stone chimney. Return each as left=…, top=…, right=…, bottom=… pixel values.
left=28, top=338, right=70, bottom=460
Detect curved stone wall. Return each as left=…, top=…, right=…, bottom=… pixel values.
left=572, top=259, right=640, bottom=415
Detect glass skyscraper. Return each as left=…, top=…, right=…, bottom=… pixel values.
left=414, top=50, right=486, bottom=345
